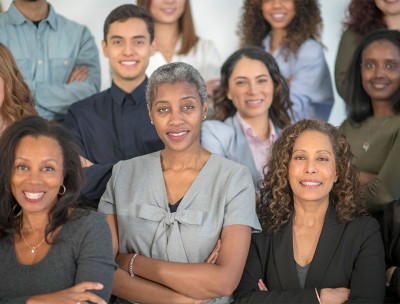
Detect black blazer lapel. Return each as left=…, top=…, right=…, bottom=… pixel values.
left=305, top=204, right=346, bottom=288
left=272, top=218, right=300, bottom=290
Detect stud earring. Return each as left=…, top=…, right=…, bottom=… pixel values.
left=150, top=121, right=154, bottom=125
left=202, top=115, right=207, bottom=121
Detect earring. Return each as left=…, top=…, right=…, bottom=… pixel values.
left=150, top=121, right=154, bottom=125
left=59, top=185, right=66, bottom=195
left=202, top=115, right=207, bottom=121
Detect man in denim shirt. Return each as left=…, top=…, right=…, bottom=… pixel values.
left=0, top=0, right=100, bottom=121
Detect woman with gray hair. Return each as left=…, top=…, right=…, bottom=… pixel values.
left=99, top=62, right=261, bottom=303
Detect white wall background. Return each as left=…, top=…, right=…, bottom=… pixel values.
left=0, top=0, right=350, bottom=125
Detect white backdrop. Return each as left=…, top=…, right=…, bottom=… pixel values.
left=0, top=0, right=350, bottom=125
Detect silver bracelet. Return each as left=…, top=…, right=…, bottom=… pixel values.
left=128, top=253, right=138, bottom=277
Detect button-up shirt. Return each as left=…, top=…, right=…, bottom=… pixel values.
left=0, top=3, right=100, bottom=120
left=63, top=79, right=164, bottom=206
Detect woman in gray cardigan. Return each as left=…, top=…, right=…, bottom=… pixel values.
left=99, top=62, right=261, bottom=303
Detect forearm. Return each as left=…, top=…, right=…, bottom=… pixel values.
left=113, top=268, right=198, bottom=304
left=234, top=289, right=319, bottom=303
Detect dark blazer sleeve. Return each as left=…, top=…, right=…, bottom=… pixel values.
left=233, top=233, right=319, bottom=303
left=346, top=217, right=386, bottom=303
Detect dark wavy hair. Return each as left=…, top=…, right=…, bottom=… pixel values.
left=345, top=29, right=400, bottom=123
left=137, top=0, right=198, bottom=55
left=0, top=43, right=37, bottom=127
left=344, top=0, right=385, bottom=35
left=213, top=47, right=292, bottom=128
left=239, top=0, right=322, bottom=57
left=0, top=116, right=84, bottom=242
left=258, top=119, right=366, bottom=233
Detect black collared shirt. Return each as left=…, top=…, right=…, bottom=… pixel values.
left=64, top=79, right=164, bottom=205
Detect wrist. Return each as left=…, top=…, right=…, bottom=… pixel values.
left=128, top=253, right=139, bottom=277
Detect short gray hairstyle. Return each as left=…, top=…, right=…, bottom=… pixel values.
left=146, top=62, right=208, bottom=108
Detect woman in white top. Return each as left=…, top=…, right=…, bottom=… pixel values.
left=137, top=0, right=221, bottom=96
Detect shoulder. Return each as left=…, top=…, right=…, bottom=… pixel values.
left=114, top=151, right=159, bottom=174
left=68, top=90, right=108, bottom=114
left=297, top=38, right=324, bottom=57
left=209, top=153, right=252, bottom=177
left=345, top=215, right=381, bottom=238
left=340, top=29, right=361, bottom=44
left=53, top=10, right=91, bottom=34
left=62, top=209, right=109, bottom=240
left=202, top=119, right=235, bottom=135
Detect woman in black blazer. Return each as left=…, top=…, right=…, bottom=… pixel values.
left=234, top=119, right=386, bottom=303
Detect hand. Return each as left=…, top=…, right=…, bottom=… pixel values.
left=320, top=287, right=350, bottom=304
left=27, top=282, right=106, bottom=304
left=258, top=279, right=268, bottom=291
left=67, top=66, right=88, bottom=83
left=386, top=266, right=397, bottom=286
left=206, top=79, right=220, bottom=98
left=205, top=239, right=221, bottom=263
left=80, top=155, right=94, bottom=168
left=359, top=171, right=377, bottom=186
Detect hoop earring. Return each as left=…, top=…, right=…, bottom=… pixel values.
left=59, top=185, right=66, bottom=196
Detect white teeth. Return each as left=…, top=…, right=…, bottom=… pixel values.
left=246, top=99, right=262, bottom=104
left=24, top=192, right=44, bottom=199
left=301, top=182, right=321, bottom=186
left=121, top=61, right=137, bottom=66
left=272, top=13, right=285, bottom=18
left=169, top=131, right=187, bottom=136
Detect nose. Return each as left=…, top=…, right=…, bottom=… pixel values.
left=123, top=42, right=135, bottom=56
left=271, top=0, right=283, bottom=8
left=169, top=109, right=184, bottom=125
left=304, top=159, right=317, bottom=174
left=27, top=169, right=44, bottom=185
left=247, top=81, right=258, bottom=95
left=374, top=64, right=385, bottom=78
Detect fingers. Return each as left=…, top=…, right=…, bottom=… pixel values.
left=73, top=282, right=104, bottom=293
left=206, top=239, right=221, bottom=263
left=77, top=291, right=107, bottom=304
left=67, top=66, right=88, bottom=83
left=80, top=155, right=94, bottom=167
left=258, top=279, right=268, bottom=291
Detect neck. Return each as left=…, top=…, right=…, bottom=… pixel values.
left=21, top=212, right=48, bottom=233
left=113, top=74, right=145, bottom=94
left=385, top=14, right=400, bottom=31
left=242, top=113, right=270, bottom=140
left=372, top=101, right=395, bottom=117
left=293, top=199, right=329, bottom=227
left=14, top=0, right=49, bottom=21
left=154, top=22, right=180, bottom=57
left=161, top=144, right=208, bottom=171
left=270, top=29, right=286, bottom=53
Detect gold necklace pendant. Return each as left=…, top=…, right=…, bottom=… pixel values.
left=20, top=220, right=45, bottom=254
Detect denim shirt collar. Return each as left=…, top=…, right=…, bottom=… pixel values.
left=8, top=2, right=57, bottom=30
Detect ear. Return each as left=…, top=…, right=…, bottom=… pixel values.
left=202, top=100, right=209, bottom=117
left=147, top=104, right=153, bottom=122
left=102, top=40, right=109, bottom=58
left=150, top=39, right=156, bottom=56
left=227, top=91, right=232, bottom=100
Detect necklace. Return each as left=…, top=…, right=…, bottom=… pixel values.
left=362, top=117, right=390, bottom=152
left=20, top=220, right=45, bottom=254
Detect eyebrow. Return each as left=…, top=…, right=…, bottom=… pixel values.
left=14, top=156, right=59, bottom=163
left=293, top=149, right=333, bottom=155
left=233, top=74, right=270, bottom=80
left=109, top=35, right=147, bottom=40
left=153, top=96, right=198, bottom=106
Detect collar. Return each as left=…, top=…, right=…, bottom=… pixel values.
left=236, top=112, right=276, bottom=142
left=110, top=78, right=148, bottom=106
left=7, top=2, right=57, bottom=30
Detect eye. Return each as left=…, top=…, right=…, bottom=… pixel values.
left=183, top=105, right=195, bottom=111
left=386, top=63, right=397, bottom=70
left=158, top=107, right=169, bottom=113
left=365, top=62, right=374, bottom=69
left=258, top=78, right=268, bottom=84
left=134, top=40, right=145, bottom=46
left=15, top=165, right=29, bottom=171
left=42, top=166, right=55, bottom=172
left=293, top=155, right=305, bottom=160
left=317, top=157, right=329, bottom=162
left=235, top=80, right=246, bottom=86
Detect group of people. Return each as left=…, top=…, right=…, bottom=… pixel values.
left=0, top=0, right=400, bottom=303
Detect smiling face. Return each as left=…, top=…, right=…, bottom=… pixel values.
left=149, top=0, right=186, bottom=24
left=288, top=130, right=337, bottom=207
left=149, top=81, right=207, bottom=153
left=227, top=57, right=274, bottom=120
left=261, top=0, right=296, bottom=31
left=375, top=0, right=400, bottom=17
left=361, top=39, right=400, bottom=103
left=102, top=17, right=155, bottom=92
left=11, top=136, right=64, bottom=216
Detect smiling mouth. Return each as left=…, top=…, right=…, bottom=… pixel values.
left=246, top=99, right=263, bottom=105
left=120, top=60, right=138, bottom=66
left=167, top=131, right=189, bottom=137
left=300, top=181, right=321, bottom=186
left=24, top=192, right=45, bottom=200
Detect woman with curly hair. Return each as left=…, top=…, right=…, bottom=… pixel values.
left=201, top=47, right=292, bottom=188
left=335, top=0, right=400, bottom=101
left=0, top=43, right=36, bottom=135
left=233, top=119, right=386, bottom=303
left=239, top=0, right=333, bottom=121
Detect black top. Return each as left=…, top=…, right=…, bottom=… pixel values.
left=63, top=80, right=164, bottom=207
